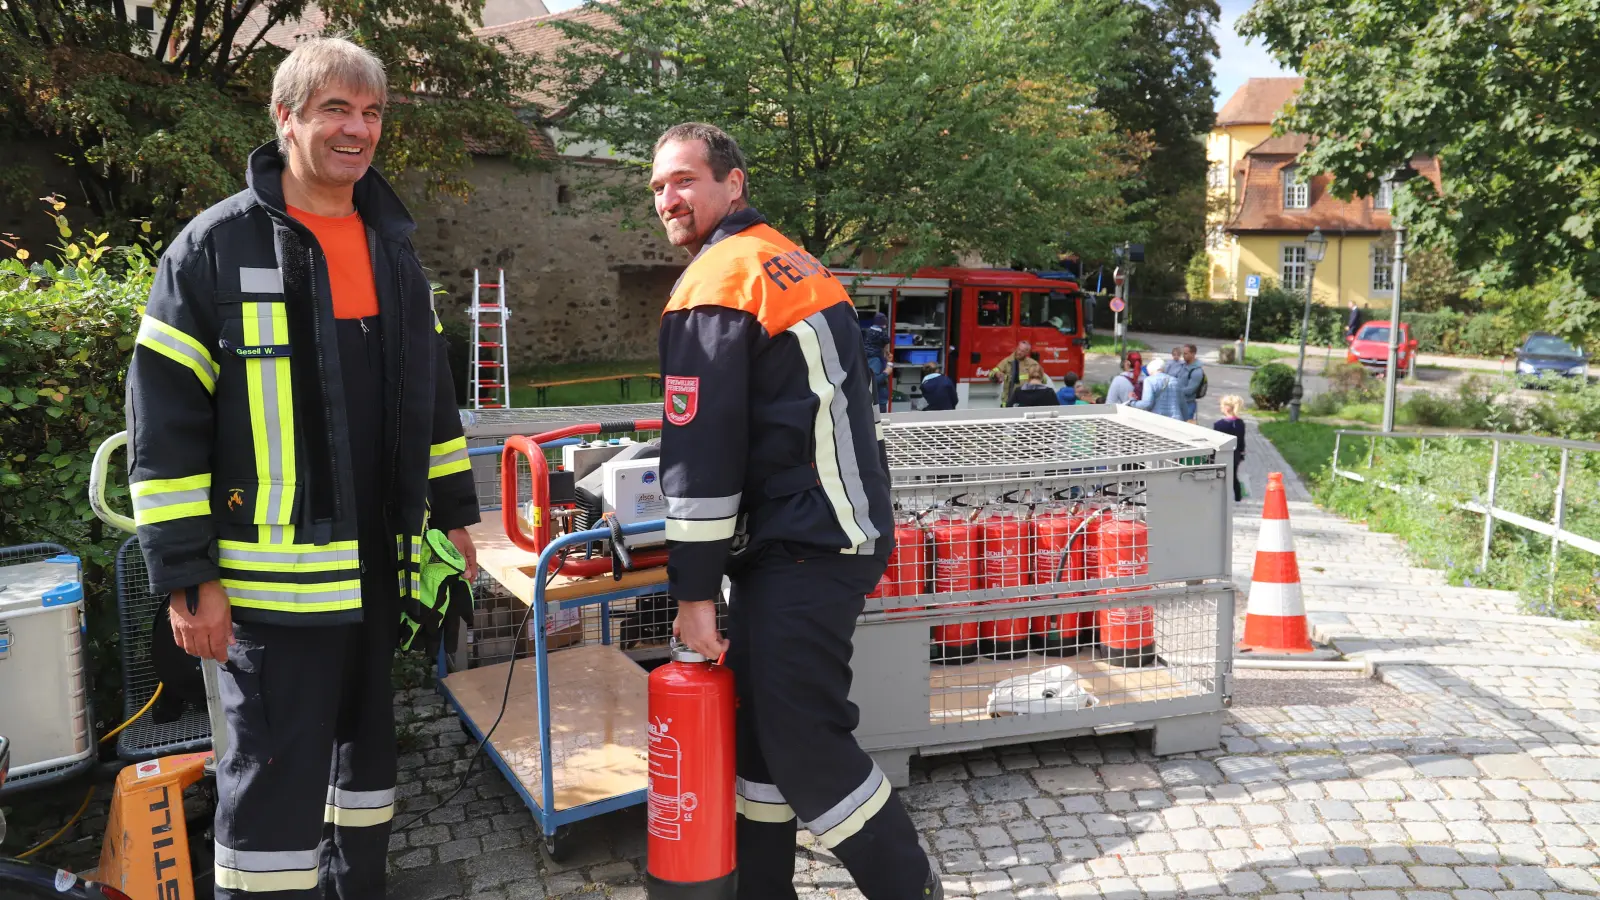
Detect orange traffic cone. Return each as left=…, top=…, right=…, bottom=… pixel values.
left=1239, top=472, right=1315, bottom=654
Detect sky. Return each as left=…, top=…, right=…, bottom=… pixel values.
left=540, top=0, right=1294, bottom=112
left=1212, top=0, right=1295, bottom=110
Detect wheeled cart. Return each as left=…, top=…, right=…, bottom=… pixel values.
left=435, top=519, right=671, bottom=858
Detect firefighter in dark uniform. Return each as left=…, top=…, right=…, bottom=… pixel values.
left=125, top=38, right=478, bottom=897
left=652, top=123, right=941, bottom=899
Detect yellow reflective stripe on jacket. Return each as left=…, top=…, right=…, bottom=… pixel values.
left=131, top=473, right=212, bottom=526
left=136, top=315, right=219, bottom=394
left=242, top=301, right=297, bottom=524
left=427, top=436, right=470, bottom=479
left=221, top=578, right=362, bottom=613
left=218, top=540, right=360, bottom=573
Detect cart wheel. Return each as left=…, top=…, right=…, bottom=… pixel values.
left=543, top=825, right=574, bottom=861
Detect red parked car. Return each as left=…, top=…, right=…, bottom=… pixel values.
left=1346, top=320, right=1419, bottom=377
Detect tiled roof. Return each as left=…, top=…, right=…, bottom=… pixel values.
left=475, top=4, right=617, bottom=112
left=1227, top=139, right=1443, bottom=233
left=1215, top=77, right=1304, bottom=127
left=464, top=125, right=558, bottom=160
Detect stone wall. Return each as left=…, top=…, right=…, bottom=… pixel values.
left=405, top=156, right=686, bottom=369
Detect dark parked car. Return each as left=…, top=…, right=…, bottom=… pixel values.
left=1515, top=332, right=1589, bottom=384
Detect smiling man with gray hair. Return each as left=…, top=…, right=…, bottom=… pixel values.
left=124, top=36, right=478, bottom=897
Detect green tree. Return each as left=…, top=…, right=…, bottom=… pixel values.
left=552, top=0, right=1143, bottom=268
left=0, top=1, right=542, bottom=239
left=1093, top=0, right=1219, bottom=295
left=1240, top=0, right=1600, bottom=343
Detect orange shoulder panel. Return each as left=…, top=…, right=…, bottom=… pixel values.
left=664, top=224, right=853, bottom=335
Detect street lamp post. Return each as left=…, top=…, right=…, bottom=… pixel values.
left=1289, top=227, right=1327, bottom=423
left=1380, top=162, right=1418, bottom=433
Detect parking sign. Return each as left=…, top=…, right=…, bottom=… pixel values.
left=1245, top=274, right=1261, bottom=297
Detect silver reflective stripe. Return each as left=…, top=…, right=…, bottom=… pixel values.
left=326, top=786, right=395, bottom=809
left=666, top=493, right=742, bottom=519
left=255, top=303, right=284, bottom=522
left=789, top=314, right=879, bottom=555
left=224, top=584, right=361, bottom=605
left=429, top=445, right=468, bottom=471
left=805, top=763, right=886, bottom=837
left=239, top=267, right=283, bottom=293
left=735, top=777, right=786, bottom=804
left=132, top=487, right=209, bottom=513
left=213, top=842, right=318, bottom=873
left=219, top=545, right=358, bottom=566
left=137, top=316, right=219, bottom=389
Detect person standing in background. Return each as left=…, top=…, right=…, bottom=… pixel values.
left=1346, top=300, right=1364, bottom=339
left=1175, top=343, right=1205, bottom=423
left=1008, top=371, right=1060, bottom=407
left=861, top=311, right=891, bottom=412
left=1212, top=395, right=1247, bottom=501
left=1104, top=356, right=1139, bottom=405
left=1126, top=357, right=1184, bottom=419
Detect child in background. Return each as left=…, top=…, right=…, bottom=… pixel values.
left=1212, top=394, right=1247, bottom=502
left=1056, top=371, right=1080, bottom=405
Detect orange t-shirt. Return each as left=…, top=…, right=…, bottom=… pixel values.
left=288, top=205, right=379, bottom=319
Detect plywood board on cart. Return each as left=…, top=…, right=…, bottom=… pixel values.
left=442, top=644, right=649, bottom=810
left=928, top=653, right=1206, bottom=724
left=468, top=521, right=667, bottom=608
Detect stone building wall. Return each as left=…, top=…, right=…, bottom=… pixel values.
left=405, top=156, right=686, bottom=369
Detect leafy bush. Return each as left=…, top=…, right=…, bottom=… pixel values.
left=1250, top=362, right=1297, bottom=410
left=1, top=199, right=158, bottom=733
left=1324, top=361, right=1374, bottom=396
left=1184, top=250, right=1209, bottom=299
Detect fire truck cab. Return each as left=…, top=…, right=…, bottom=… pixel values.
left=834, top=267, right=1089, bottom=407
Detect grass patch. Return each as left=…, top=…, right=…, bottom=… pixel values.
left=506, top=357, right=659, bottom=407
left=1256, top=419, right=1373, bottom=484
left=1239, top=344, right=1294, bottom=367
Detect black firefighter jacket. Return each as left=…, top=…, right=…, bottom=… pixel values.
left=658, top=208, right=894, bottom=602
left=125, top=143, right=478, bottom=627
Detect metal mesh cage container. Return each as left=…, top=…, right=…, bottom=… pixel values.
left=115, top=538, right=212, bottom=761
left=460, top=404, right=663, bottom=510
left=852, top=406, right=1238, bottom=785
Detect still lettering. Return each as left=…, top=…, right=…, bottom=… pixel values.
left=149, top=784, right=183, bottom=900
left=760, top=249, right=832, bottom=292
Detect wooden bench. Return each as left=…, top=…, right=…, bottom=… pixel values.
left=526, top=373, right=663, bottom=405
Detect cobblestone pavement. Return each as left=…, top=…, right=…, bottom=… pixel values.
left=385, top=457, right=1600, bottom=899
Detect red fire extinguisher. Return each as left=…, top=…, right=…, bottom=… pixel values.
left=647, top=643, right=736, bottom=896
left=1095, top=507, right=1156, bottom=668
left=1033, top=502, right=1101, bottom=655
left=928, top=508, right=981, bottom=664
left=979, top=504, right=1034, bottom=659
left=870, top=513, right=930, bottom=603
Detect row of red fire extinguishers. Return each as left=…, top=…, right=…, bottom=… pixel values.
left=870, top=496, right=1157, bottom=669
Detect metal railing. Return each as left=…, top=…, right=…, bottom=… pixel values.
left=1330, top=428, right=1600, bottom=602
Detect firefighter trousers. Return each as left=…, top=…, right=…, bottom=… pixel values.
left=212, top=551, right=398, bottom=899
left=726, top=551, right=935, bottom=899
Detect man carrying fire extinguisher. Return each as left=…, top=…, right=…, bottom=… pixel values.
left=650, top=122, right=942, bottom=899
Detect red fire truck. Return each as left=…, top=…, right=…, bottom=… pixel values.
left=834, top=267, right=1089, bottom=407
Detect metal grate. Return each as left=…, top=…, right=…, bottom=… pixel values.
left=0, top=542, right=70, bottom=566
left=115, top=538, right=212, bottom=761
left=883, top=409, right=1221, bottom=482
left=922, top=591, right=1220, bottom=723
left=460, top=403, right=663, bottom=429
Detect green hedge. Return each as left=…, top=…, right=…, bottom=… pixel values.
left=1405, top=309, right=1521, bottom=357
left=1093, top=279, right=1347, bottom=347
left=1, top=208, right=156, bottom=732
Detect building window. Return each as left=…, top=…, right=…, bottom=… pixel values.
left=1372, top=245, right=1395, bottom=293
left=1282, top=168, right=1309, bottom=209
left=1373, top=178, right=1393, bottom=210
left=1207, top=163, right=1226, bottom=190
left=136, top=4, right=156, bottom=30
left=1281, top=244, right=1307, bottom=291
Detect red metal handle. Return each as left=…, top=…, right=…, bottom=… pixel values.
left=500, top=419, right=667, bottom=560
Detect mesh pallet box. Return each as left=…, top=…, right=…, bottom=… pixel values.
left=853, top=405, right=1238, bottom=786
